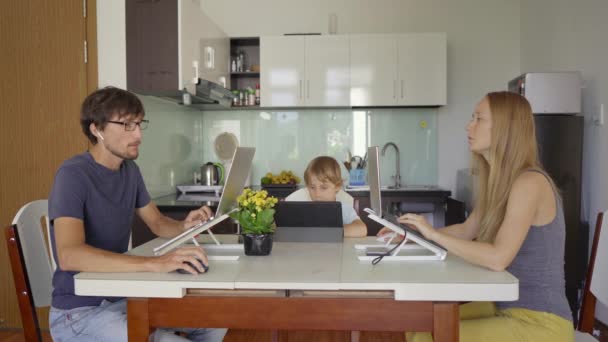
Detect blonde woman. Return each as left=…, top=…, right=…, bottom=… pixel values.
left=380, top=92, right=574, bottom=341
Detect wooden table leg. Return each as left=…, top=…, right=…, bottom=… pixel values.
left=433, top=302, right=459, bottom=342
left=270, top=330, right=288, bottom=342
left=128, top=298, right=152, bottom=341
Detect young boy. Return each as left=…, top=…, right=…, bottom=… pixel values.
left=286, top=156, right=367, bottom=237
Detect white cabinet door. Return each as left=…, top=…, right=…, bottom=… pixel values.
left=304, top=36, right=350, bottom=106
left=397, top=33, right=447, bottom=106
left=350, top=34, right=398, bottom=106
left=260, top=36, right=306, bottom=107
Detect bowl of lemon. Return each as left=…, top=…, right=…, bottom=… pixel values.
left=261, top=170, right=301, bottom=188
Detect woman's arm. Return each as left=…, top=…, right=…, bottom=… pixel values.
left=439, top=209, right=481, bottom=240
left=400, top=172, right=547, bottom=271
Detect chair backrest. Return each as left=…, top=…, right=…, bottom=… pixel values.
left=10, top=199, right=54, bottom=307
left=578, top=210, right=608, bottom=333
left=5, top=199, right=53, bottom=342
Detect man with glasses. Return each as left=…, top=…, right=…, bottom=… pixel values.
left=48, top=87, right=226, bottom=341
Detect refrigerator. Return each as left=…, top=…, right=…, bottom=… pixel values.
left=509, top=72, right=585, bottom=320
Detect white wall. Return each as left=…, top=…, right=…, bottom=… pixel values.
left=97, top=0, right=127, bottom=89
left=97, top=0, right=521, bottom=192
left=201, top=0, right=522, bottom=192
left=521, top=0, right=608, bottom=323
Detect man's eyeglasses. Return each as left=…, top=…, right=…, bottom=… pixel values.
left=107, top=120, right=149, bottom=131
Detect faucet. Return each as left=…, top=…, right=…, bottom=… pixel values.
left=381, top=142, right=401, bottom=188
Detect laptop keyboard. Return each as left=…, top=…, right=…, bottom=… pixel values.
left=384, top=213, right=446, bottom=251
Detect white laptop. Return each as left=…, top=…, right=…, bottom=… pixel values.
left=153, top=147, right=255, bottom=256
left=362, top=146, right=447, bottom=261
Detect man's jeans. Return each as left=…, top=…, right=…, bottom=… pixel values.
left=50, top=299, right=227, bottom=342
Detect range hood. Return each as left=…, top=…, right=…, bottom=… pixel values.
left=156, top=79, right=236, bottom=110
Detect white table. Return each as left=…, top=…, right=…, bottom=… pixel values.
left=75, top=236, right=518, bottom=341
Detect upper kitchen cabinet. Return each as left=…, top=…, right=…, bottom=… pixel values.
left=397, top=33, right=446, bottom=106
left=126, top=0, right=229, bottom=96
left=260, top=35, right=350, bottom=107
left=260, top=36, right=305, bottom=107
left=350, top=34, right=398, bottom=107
left=350, top=33, right=446, bottom=106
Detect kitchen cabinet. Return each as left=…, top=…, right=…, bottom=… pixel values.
left=397, top=33, right=446, bottom=106
left=126, top=0, right=229, bottom=96
left=350, top=33, right=446, bottom=106
left=260, top=36, right=305, bottom=107
left=260, top=35, right=350, bottom=107
left=350, top=34, right=398, bottom=107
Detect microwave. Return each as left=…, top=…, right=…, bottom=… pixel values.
left=508, top=72, right=581, bottom=114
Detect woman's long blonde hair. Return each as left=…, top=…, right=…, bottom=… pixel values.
left=474, top=91, right=554, bottom=242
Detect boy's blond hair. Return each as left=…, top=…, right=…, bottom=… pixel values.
left=304, top=156, right=343, bottom=187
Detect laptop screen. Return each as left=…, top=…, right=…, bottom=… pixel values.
left=275, top=201, right=343, bottom=227
left=367, top=146, right=382, bottom=215
left=215, top=147, right=255, bottom=216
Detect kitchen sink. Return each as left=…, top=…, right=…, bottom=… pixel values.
left=346, top=185, right=440, bottom=191
left=381, top=185, right=439, bottom=191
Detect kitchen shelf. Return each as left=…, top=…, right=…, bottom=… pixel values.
left=230, top=72, right=260, bottom=77
left=230, top=37, right=260, bottom=91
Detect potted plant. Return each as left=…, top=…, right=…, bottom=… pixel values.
left=230, top=188, right=278, bottom=255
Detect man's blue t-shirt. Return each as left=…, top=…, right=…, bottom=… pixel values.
left=48, top=152, right=151, bottom=309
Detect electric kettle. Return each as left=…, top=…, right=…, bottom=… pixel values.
left=200, top=162, right=224, bottom=186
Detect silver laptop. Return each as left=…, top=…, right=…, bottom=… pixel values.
left=153, top=147, right=255, bottom=255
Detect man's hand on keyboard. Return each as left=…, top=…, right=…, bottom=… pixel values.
left=183, top=205, right=214, bottom=230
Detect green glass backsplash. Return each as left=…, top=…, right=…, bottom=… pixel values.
left=137, top=96, right=437, bottom=197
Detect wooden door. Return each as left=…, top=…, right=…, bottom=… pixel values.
left=0, top=0, right=96, bottom=330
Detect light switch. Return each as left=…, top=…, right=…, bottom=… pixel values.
left=593, top=103, right=604, bottom=126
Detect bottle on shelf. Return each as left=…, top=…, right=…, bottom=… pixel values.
left=232, top=90, right=240, bottom=106
left=248, top=88, right=255, bottom=106
left=231, top=59, right=236, bottom=73
left=182, top=88, right=191, bottom=105
left=255, top=83, right=260, bottom=105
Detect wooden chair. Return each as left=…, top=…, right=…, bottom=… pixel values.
left=576, top=210, right=608, bottom=341
left=4, top=200, right=54, bottom=342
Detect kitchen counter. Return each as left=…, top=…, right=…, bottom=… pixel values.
left=135, top=185, right=456, bottom=246
left=153, top=185, right=451, bottom=209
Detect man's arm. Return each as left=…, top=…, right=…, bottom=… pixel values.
left=54, top=217, right=208, bottom=274
left=136, top=202, right=213, bottom=238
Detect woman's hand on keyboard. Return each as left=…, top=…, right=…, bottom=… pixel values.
left=397, top=214, right=437, bottom=241
left=376, top=227, right=405, bottom=243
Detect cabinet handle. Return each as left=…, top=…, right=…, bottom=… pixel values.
left=393, top=80, right=397, bottom=99
left=299, top=80, right=303, bottom=100
left=192, top=60, right=199, bottom=84
left=307, top=80, right=310, bottom=99
left=401, top=80, right=404, bottom=99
